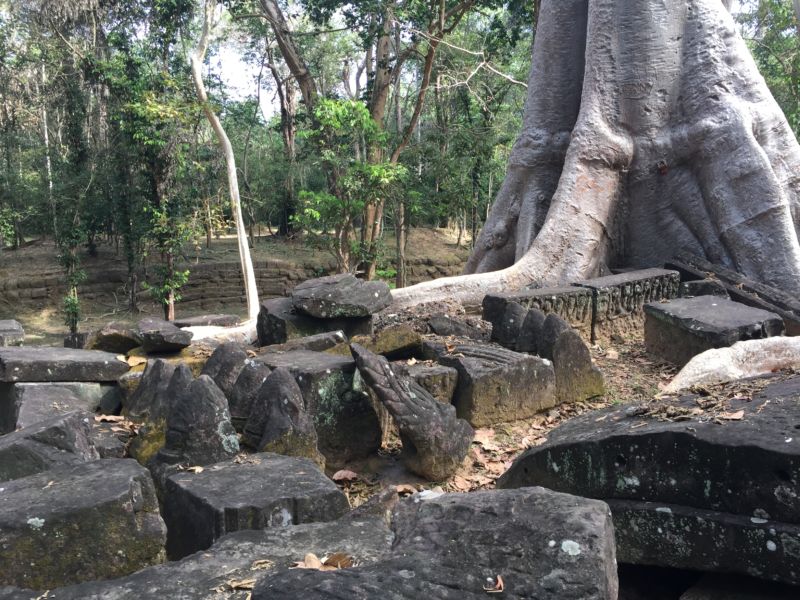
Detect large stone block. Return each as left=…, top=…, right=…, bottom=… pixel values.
left=254, top=487, right=618, bottom=600
left=257, top=350, right=380, bottom=465
left=162, top=453, right=349, bottom=559
left=84, top=322, right=142, bottom=354
left=425, top=339, right=556, bottom=427
left=644, top=296, right=784, bottom=367
left=291, top=273, right=391, bottom=318
left=574, top=268, right=681, bottom=342
left=483, top=286, right=593, bottom=340
left=0, top=459, right=166, bottom=589
left=0, top=347, right=129, bottom=383
left=137, top=318, right=193, bottom=354
left=0, top=320, right=24, bottom=347
left=257, top=297, right=372, bottom=347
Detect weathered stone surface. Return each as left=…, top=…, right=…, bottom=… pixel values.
left=254, top=487, right=618, bottom=600
left=491, top=301, right=528, bottom=350
left=242, top=368, right=323, bottom=466
left=292, top=274, right=392, bottom=318
left=484, top=286, right=594, bottom=339
left=352, top=344, right=472, bottom=480
left=124, top=359, right=176, bottom=421
left=499, top=375, right=800, bottom=584
left=553, top=329, right=605, bottom=404
left=257, top=350, right=380, bottom=465
left=0, top=382, right=121, bottom=433
left=228, top=359, right=272, bottom=430
left=347, top=325, right=422, bottom=359
left=137, top=318, right=193, bottom=354
left=0, top=347, right=129, bottom=383
left=0, top=411, right=98, bottom=482
left=0, top=320, right=24, bottom=347
left=680, top=279, right=730, bottom=299
left=539, top=313, right=571, bottom=361
left=261, top=330, right=347, bottom=353
left=425, top=339, right=556, bottom=427
left=427, top=314, right=490, bottom=341
left=680, top=574, right=799, bottom=600
left=0, top=459, right=166, bottom=589
left=575, top=268, right=681, bottom=342
left=151, top=375, right=239, bottom=474
left=127, top=342, right=218, bottom=377
left=667, top=252, right=800, bottom=336
left=398, top=362, right=458, bottom=404
left=645, top=296, right=785, bottom=367
left=162, top=453, right=349, bottom=559
left=88, top=422, right=128, bottom=458
left=257, top=297, right=372, bottom=346
left=14, top=509, right=394, bottom=599
left=610, top=499, right=800, bottom=586
left=200, top=342, right=247, bottom=399
left=172, top=314, right=240, bottom=328
left=62, top=332, right=88, bottom=350
left=517, top=307, right=546, bottom=354
left=84, top=322, right=142, bottom=354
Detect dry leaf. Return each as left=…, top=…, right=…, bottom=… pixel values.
left=292, top=553, right=323, bottom=569
left=332, top=469, right=359, bottom=483
left=323, top=552, right=354, bottom=569
left=126, top=356, right=147, bottom=367
left=228, top=578, right=256, bottom=590
left=406, top=357, right=418, bottom=366
left=451, top=475, right=471, bottom=491
left=183, top=466, right=204, bottom=474
left=395, top=484, right=418, bottom=495
left=94, top=415, right=126, bottom=423
left=483, top=574, right=505, bottom=593
left=718, top=410, right=745, bottom=421
left=251, top=559, right=274, bottom=570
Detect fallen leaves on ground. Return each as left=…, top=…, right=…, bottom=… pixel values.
left=291, top=552, right=355, bottom=571
left=332, top=469, right=359, bottom=482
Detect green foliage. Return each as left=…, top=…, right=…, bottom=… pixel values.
left=62, top=291, right=81, bottom=335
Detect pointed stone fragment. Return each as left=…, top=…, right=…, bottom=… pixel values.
left=228, top=359, right=272, bottom=431
left=200, top=342, right=247, bottom=398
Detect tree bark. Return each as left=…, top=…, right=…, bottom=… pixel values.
left=191, top=0, right=260, bottom=322
left=393, top=0, right=800, bottom=310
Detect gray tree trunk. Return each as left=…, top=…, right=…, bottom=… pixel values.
left=393, top=0, right=800, bottom=309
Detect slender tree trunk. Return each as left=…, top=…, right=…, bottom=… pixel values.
left=191, top=0, right=260, bottom=322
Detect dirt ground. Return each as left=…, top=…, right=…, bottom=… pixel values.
left=0, top=228, right=470, bottom=344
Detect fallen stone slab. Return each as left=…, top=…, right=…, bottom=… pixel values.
left=0, top=320, right=24, bottom=347
left=679, top=279, right=730, bottom=299
left=427, top=314, right=489, bottom=341
left=644, top=296, right=784, bottom=367
left=499, top=375, right=800, bottom=525
left=667, top=252, right=800, bottom=336
left=242, top=368, right=323, bottom=467
left=553, top=329, right=605, bottom=404
left=137, top=317, right=193, bottom=354
left=228, top=358, right=272, bottom=430
left=575, top=268, right=681, bottom=342
left=9, top=507, right=395, bottom=599
left=254, top=487, right=618, bottom=600
left=610, top=498, right=800, bottom=586
left=257, top=297, right=372, bottom=347
left=0, top=459, right=166, bottom=589
left=398, top=362, right=458, bottom=404
left=425, top=339, right=556, bottom=427
left=291, top=273, right=392, bottom=318
left=0, top=382, right=121, bottom=433
left=664, top=337, right=800, bottom=393
left=680, top=574, right=799, bottom=600
left=352, top=344, right=473, bottom=480
left=84, top=322, right=142, bottom=354
left=491, top=301, right=527, bottom=350
left=483, top=286, right=594, bottom=341
left=0, top=347, right=129, bottom=383
left=162, top=452, right=349, bottom=559
left=346, top=325, right=422, bottom=359
left=172, top=314, right=240, bottom=328
left=0, top=411, right=98, bottom=482
left=200, top=342, right=248, bottom=398
left=257, top=350, right=380, bottom=465
left=260, top=330, right=348, bottom=353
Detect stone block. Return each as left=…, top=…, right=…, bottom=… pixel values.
left=427, top=314, right=490, bottom=341
left=0, top=459, right=166, bottom=589
left=399, top=363, right=458, bottom=404
left=257, top=297, right=372, bottom=347
left=137, top=318, right=193, bottom=354
left=426, top=339, right=556, bottom=427
left=0, top=320, right=24, bottom=346
left=574, top=268, right=681, bottom=342
left=291, top=274, right=391, bottom=318
left=327, top=325, right=421, bottom=360
left=172, top=314, right=240, bottom=328
left=679, top=279, right=730, bottom=299
left=553, top=329, right=605, bottom=404
left=84, top=322, right=142, bottom=354
left=644, top=296, right=784, bottom=367
left=162, top=453, right=349, bottom=559
left=257, top=350, right=380, bottom=465
left=0, top=347, right=129, bottom=383
left=491, top=301, right=527, bottom=350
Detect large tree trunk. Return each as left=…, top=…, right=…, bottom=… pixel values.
left=392, top=0, right=800, bottom=309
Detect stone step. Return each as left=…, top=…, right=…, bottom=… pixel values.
left=0, top=347, right=129, bottom=383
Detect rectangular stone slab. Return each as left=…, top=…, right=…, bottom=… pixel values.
left=0, top=347, right=129, bottom=383
left=0, top=459, right=166, bottom=589
left=257, top=297, right=371, bottom=347
left=644, top=296, right=784, bottom=366
left=0, top=320, right=24, bottom=347
left=610, top=499, right=800, bottom=586
left=482, top=286, right=593, bottom=339
left=426, top=340, right=556, bottom=427
left=498, top=376, right=800, bottom=525
left=256, top=350, right=381, bottom=465
left=162, top=452, right=349, bottom=559
left=574, top=268, right=681, bottom=342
